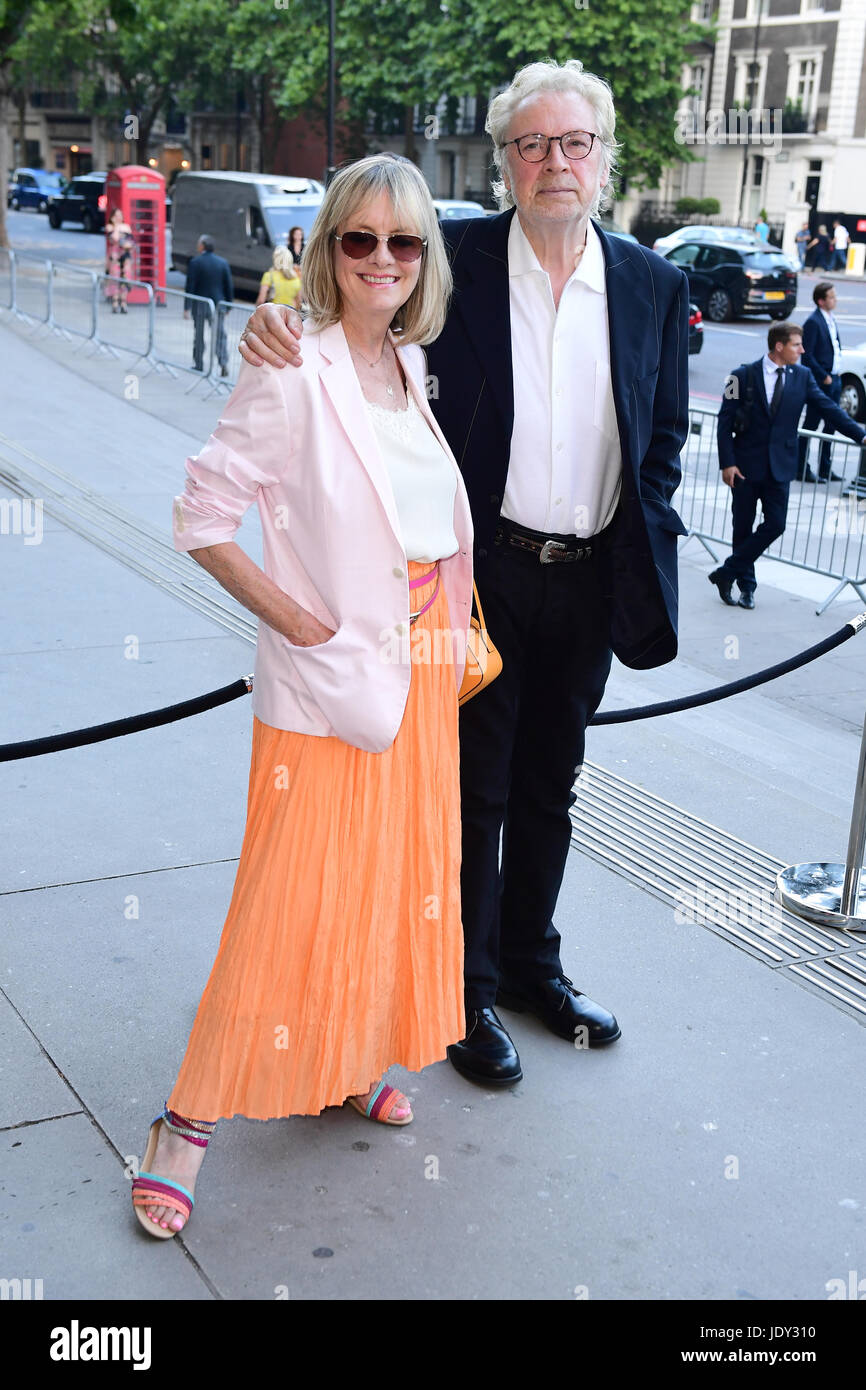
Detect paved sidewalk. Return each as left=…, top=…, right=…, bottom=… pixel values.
left=1, top=313, right=865, bottom=1302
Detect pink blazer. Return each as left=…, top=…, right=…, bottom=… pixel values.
left=172, top=320, right=474, bottom=752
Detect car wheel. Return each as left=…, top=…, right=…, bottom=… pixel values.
left=10, top=196, right=19, bottom=212
left=81, top=208, right=95, bottom=233
left=706, top=288, right=732, bottom=323
left=839, top=377, right=865, bottom=424
left=38, top=199, right=48, bottom=213
left=48, top=207, right=61, bottom=228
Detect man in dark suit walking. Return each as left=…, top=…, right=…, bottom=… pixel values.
left=184, top=234, right=234, bottom=375
left=711, top=321, right=865, bottom=609
left=238, top=60, right=690, bottom=1086
left=798, top=282, right=846, bottom=483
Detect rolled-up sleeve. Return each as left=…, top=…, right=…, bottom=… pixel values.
left=173, top=359, right=290, bottom=551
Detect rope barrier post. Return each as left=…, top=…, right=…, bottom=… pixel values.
left=776, top=621, right=866, bottom=929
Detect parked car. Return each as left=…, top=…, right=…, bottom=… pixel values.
left=652, top=224, right=764, bottom=256
left=839, top=343, right=866, bottom=423
left=7, top=167, right=66, bottom=213
left=598, top=217, right=638, bottom=244
left=688, top=302, right=703, bottom=354
left=170, top=171, right=323, bottom=294
left=432, top=199, right=487, bottom=221
left=46, top=173, right=108, bottom=231
left=660, top=239, right=796, bottom=322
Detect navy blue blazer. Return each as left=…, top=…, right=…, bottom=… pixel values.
left=801, top=307, right=841, bottom=387
left=184, top=250, right=234, bottom=309
left=425, top=208, right=690, bottom=671
left=717, top=358, right=864, bottom=482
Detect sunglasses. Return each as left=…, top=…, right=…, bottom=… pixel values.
left=333, top=230, right=427, bottom=262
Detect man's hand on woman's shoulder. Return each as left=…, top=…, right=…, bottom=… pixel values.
left=239, top=303, right=305, bottom=367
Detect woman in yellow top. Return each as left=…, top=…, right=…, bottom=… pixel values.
left=256, top=245, right=302, bottom=308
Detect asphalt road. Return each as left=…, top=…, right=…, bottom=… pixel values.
left=7, top=206, right=866, bottom=409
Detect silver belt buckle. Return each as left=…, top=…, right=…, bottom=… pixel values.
left=539, top=539, right=568, bottom=564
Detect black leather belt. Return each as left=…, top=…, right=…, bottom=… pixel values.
left=495, top=516, right=595, bottom=563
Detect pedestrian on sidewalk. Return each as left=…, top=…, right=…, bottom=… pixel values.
left=798, top=282, right=846, bottom=483
left=183, top=234, right=233, bottom=376
left=255, top=244, right=302, bottom=310
left=831, top=218, right=850, bottom=272
left=131, top=154, right=473, bottom=1239
left=105, top=208, right=134, bottom=313
left=794, top=221, right=810, bottom=270
left=239, top=58, right=690, bottom=1086
left=710, top=321, right=866, bottom=609
left=806, top=224, right=832, bottom=272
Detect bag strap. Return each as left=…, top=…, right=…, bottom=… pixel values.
left=472, top=580, right=488, bottom=631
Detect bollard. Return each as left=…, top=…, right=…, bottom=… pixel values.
left=776, top=631, right=866, bottom=929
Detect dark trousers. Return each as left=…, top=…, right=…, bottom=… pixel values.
left=192, top=305, right=227, bottom=371
left=719, top=474, right=789, bottom=592
left=457, top=531, right=613, bottom=1011
left=798, top=374, right=841, bottom=477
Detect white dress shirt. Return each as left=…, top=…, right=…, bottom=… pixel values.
left=762, top=355, right=786, bottom=408
left=501, top=214, right=621, bottom=538
left=820, top=308, right=843, bottom=375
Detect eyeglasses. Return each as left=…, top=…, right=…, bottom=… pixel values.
left=501, top=131, right=600, bottom=163
left=333, top=231, right=427, bottom=262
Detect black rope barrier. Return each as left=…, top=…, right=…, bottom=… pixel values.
left=1, top=615, right=863, bottom=762
left=0, top=677, right=252, bottom=763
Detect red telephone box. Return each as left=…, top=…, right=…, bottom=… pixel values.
left=105, top=165, right=166, bottom=304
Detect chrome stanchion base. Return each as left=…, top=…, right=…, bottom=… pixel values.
left=775, top=862, right=866, bottom=929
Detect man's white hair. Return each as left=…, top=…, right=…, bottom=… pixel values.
left=485, top=58, right=621, bottom=215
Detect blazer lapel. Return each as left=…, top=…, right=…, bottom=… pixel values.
left=450, top=209, right=515, bottom=440
left=317, top=320, right=403, bottom=541
left=753, top=359, right=770, bottom=415
left=596, top=223, right=658, bottom=482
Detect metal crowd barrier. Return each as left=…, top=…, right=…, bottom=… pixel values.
left=94, top=274, right=155, bottom=358
left=678, top=407, right=866, bottom=612
left=206, top=301, right=254, bottom=394
left=0, top=248, right=13, bottom=309
left=11, top=251, right=51, bottom=324
left=50, top=261, right=98, bottom=341
left=150, top=285, right=218, bottom=381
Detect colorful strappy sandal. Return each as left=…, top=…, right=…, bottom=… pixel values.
left=131, top=1104, right=216, bottom=1240
left=346, top=1081, right=413, bottom=1126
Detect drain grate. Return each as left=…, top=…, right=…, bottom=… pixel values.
left=571, top=762, right=866, bottom=1021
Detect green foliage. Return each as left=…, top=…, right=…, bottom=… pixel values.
left=675, top=195, right=720, bottom=215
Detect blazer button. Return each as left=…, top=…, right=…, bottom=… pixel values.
left=478, top=547, right=487, bottom=560
left=393, top=566, right=404, bottom=579
left=489, top=494, right=499, bottom=506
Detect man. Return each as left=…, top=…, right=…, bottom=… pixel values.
left=238, top=59, right=690, bottom=1087
left=831, top=219, right=850, bottom=272
left=798, top=282, right=847, bottom=483
left=184, top=234, right=233, bottom=375
left=711, top=322, right=866, bottom=609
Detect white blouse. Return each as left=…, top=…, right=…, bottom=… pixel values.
left=365, top=391, right=459, bottom=562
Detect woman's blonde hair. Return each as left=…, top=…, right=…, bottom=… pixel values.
left=301, top=154, right=451, bottom=344
left=272, top=245, right=296, bottom=275
left=486, top=58, right=621, bottom=216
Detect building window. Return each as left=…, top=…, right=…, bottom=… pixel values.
left=786, top=50, right=823, bottom=118
left=691, top=0, right=713, bottom=19
left=733, top=53, right=769, bottom=111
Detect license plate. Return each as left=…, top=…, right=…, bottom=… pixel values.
left=764, top=291, right=785, bottom=300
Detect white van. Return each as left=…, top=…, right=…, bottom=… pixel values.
left=170, top=171, right=323, bottom=294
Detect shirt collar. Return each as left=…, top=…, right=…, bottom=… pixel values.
left=508, top=213, right=605, bottom=293
left=764, top=355, right=785, bottom=373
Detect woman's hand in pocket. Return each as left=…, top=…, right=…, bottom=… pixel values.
left=285, top=609, right=337, bottom=647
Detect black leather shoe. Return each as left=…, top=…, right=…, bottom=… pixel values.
left=737, top=589, right=755, bottom=609
left=797, top=467, right=818, bottom=483
left=496, top=975, right=621, bottom=1046
left=819, top=471, right=843, bottom=483
left=447, top=1007, right=523, bottom=1086
left=708, top=569, right=737, bottom=606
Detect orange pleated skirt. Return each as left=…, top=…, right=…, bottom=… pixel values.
left=167, top=561, right=465, bottom=1120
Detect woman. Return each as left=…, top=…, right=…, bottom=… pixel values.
left=131, top=154, right=473, bottom=1238
left=806, top=224, right=831, bottom=272
left=287, top=224, right=305, bottom=268
left=105, top=207, right=135, bottom=313
left=256, top=243, right=302, bottom=309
